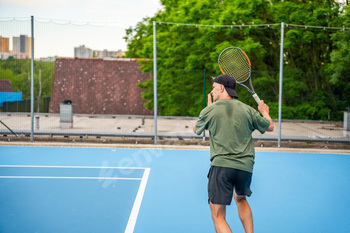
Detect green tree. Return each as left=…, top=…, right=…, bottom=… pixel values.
left=125, top=0, right=348, bottom=120
left=0, top=58, right=55, bottom=112
left=0, top=66, right=14, bottom=81
left=325, top=29, right=350, bottom=117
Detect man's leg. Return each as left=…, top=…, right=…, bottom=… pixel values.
left=209, top=201, right=232, bottom=233
left=233, top=190, right=254, bottom=233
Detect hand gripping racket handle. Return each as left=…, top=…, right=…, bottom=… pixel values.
left=252, top=93, right=261, bottom=106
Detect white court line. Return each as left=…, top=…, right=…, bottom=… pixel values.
left=0, top=165, right=147, bottom=169
left=0, top=164, right=151, bottom=232
left=0, top=165, right=144, bottom=180
left=124, top=168, right=151, bottom=233
left=0, top=176, right=141, bottom=180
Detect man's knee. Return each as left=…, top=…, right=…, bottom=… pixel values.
left=234, top=192, right=247, bottom=204
left=210, top=201, right=226, bottom=220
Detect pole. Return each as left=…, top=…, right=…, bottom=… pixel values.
left=153, top=21, right=158, bottom=144
left=203, top=69, right=206, bottom=108
left=30, top=16, right=35, bottom=142
left=203, top=69, right=206, bottom=140
left=278, top=22, right=284, bottom=147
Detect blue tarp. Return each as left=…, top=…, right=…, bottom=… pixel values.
left=0, top=92, right=22, bottom=107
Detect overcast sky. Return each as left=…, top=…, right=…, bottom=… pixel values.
left=1, top=0, right=347, bottom=58
left=0, top=0, right=163, bottom=58
left=0, top=0, right=162, bottom=25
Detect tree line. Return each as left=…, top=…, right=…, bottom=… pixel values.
left=124, top=0, right=350, bottom=121
left=0, top=57, right=55, bottom=111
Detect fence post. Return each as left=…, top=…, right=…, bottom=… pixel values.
left=203, top=69, right=206, bottom=109
left=30, top=16, right=35, bottom=142
left=278, top=22, right=285, bottom=147
left=203, top=69, right=206, bottom=140
left=153, top=20, right=158, bottom=144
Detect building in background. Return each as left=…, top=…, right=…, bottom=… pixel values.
left=74, top=45, right=93, bottom=58
left=12, top=35, right=32, bottom=58
left=93, top=49, right=125, bottom=58
left=1, top=51, right=29, bottom=59
left=0, top=36, right=9, bottom=53
left=0, top=35, right=31, bottom=59
left=75, top=45, right=124, bottom=59
left=0, top=36, right=11, bottom=59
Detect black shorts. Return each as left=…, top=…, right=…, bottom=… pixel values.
left=207, top=166, right=252, bottom=205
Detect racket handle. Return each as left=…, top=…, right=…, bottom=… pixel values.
left=252, top=93, right=261, bottom=106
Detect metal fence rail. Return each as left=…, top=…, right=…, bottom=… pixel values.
left=0, top=113, right=349, bottom=145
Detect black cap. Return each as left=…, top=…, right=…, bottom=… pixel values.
left=213, top=74, right=238, bottom=98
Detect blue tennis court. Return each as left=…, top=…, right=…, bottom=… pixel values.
left=1, top=145, right=350, bottom=233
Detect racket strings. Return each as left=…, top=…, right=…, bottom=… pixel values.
left=219, top=49, right=250, bottom=83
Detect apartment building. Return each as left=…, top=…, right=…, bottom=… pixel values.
left=12, top=35, right=32, bottom=58
left=0, top=36, right=10, bottom=53
left=75, top=45, right=124, bottom=58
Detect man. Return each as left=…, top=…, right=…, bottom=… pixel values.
left=193, top=74, right=274, bottom=233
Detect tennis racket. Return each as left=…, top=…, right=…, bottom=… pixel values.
left=218, top=47, right=261, bottom=105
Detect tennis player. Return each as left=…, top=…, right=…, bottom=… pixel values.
left=193, top=74, right=274, bottom=233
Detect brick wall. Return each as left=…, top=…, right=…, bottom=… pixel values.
left=49, top=58, right=153, bottom=115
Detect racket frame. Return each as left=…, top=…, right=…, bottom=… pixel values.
left=218, top=46, right=261, bottom=105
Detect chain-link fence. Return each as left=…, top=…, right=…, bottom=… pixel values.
left=0, top=18, right=349, bottom=146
